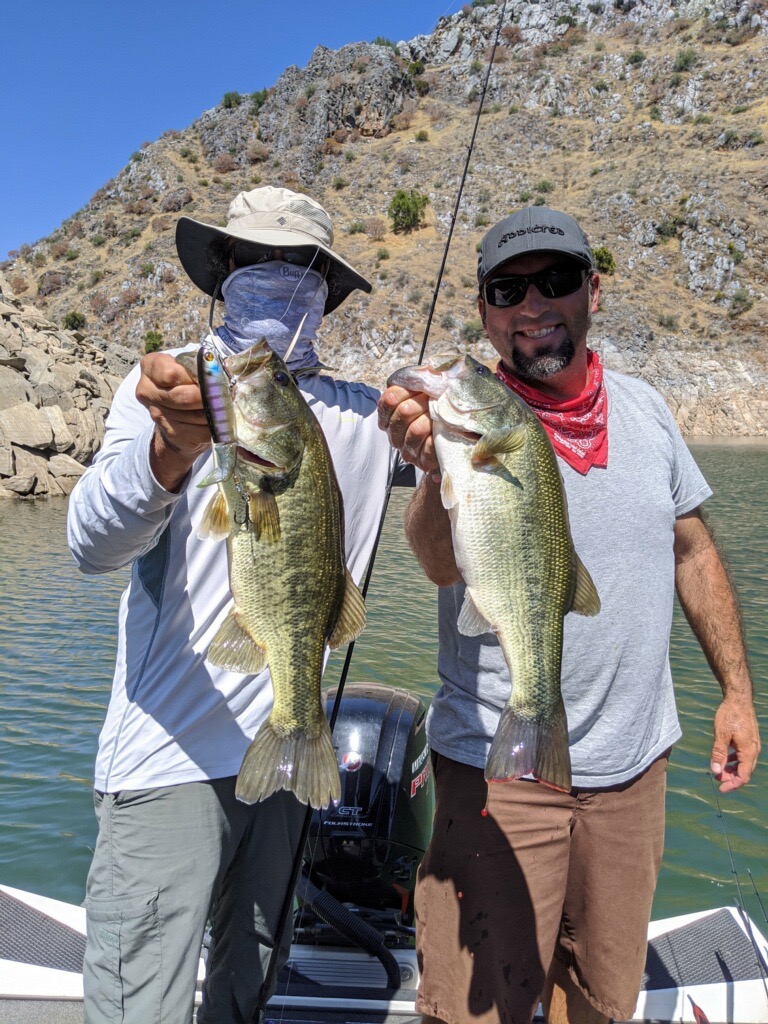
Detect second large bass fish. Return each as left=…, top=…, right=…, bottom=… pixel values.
left=388, top=354, right=600, bottom=792
left=180, top=338, right=366, bottom=809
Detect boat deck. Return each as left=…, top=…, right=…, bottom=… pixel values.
left=2, top=885, right=767, bottom=1023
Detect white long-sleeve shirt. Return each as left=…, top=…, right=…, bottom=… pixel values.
left=67, top=356, right=400, bottom=792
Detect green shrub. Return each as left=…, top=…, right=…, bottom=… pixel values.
left=372, top=36, right=399, bottom=54
left=144, top=330, right=164, bottom=353
left=388, top=189, right=430, bottom=233
left=729, top=289, right=753, bottom=316
left=250, top=88, right=269, bottom=115
left=415, top=129, right=429, bottom=142
left=376, top=248, right=390, bottom=261
left=222, top=91, right=242, bottom=109
left=673, top=48, right=697, bottom=72
left=535, top=180, right=554, bottom=194
left=658, top=314, right=679, bottom=330
left=62, top=310, right=86, bottom=331
left=461, top=319, right=484, bottom=343
left=592, top=246, right=616, bottom=274
left=415, top=78, right=430, bottom=96
left=626, top=49, right=646, bottom=66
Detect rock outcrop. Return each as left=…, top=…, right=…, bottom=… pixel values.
left=0, top=273, right=129, bottom=498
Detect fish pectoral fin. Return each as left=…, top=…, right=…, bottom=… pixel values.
left=440, top=471, right=459, bottom=509
left=570, top=555, right=601, bottom=616
left=198, top=491, right=231, bottom=540
left=457, top=589, right=493, bottom=637
left=471, top=424, right=526, bottom=466
left=248, top=489, right=281, bottom=542
left=328, top=570, right=367, bottom=649
left=175, top=351, right=198, bottom=380
left=207, top=609, right=268, bottom=673
left=197, top=444, right=237, bottom=488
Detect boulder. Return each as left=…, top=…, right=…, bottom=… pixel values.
left=0, top=403, right=54, bottom=449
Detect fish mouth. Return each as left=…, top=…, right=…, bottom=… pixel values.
left=236, top=446, right=281, bottom=470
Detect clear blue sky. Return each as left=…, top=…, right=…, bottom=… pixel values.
left=1, top=0, right=463, bottom=257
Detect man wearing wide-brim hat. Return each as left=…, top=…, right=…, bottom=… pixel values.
left=68, top=186, right=401, bottom=1024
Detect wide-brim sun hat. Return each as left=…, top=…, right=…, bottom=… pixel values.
left=176, top=186, right=372, bottom=315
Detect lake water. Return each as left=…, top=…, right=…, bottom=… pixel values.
left=0, top=444, right=765, bottom=928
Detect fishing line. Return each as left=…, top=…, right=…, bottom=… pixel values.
left=418, top=0, right=508, bottom=366
left=708, top=773, right=768, bottom=993
left=747, top=868, right=768, bottom=929
left=258, top=6, right=509, bottom=1019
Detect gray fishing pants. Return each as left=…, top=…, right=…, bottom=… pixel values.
left=83, top=778, right=306, bottom=1024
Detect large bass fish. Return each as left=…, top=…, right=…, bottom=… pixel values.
left=179, top=337, right=366, bottom=809
left=388, top=354, right=600, bottom=792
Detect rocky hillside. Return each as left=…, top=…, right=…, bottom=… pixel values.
left=0, top=272, right=129, bottom=497
left=2, top=0, right=767, bottom=496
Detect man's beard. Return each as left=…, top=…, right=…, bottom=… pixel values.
left=511, top=335, right=576, bottom=384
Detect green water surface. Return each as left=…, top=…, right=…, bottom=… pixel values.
left=0, top=444, right=765, bottom=925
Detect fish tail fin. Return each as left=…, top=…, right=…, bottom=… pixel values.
left=485, top=701, right=571, bottom=793
left=235, top=717, right=341, bottom=809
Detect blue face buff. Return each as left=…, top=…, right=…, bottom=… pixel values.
left=219, top=262, right=329, bottom=372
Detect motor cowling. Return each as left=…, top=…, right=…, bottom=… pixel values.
left=305, top=683, right=434, bottom=924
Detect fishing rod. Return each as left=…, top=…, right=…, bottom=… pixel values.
left=708, top=773, right=768, bottom=996
left=255, top=4, right=509, bottom=1020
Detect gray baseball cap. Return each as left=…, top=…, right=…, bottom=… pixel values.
left=477, top=207, right=594, bottom=287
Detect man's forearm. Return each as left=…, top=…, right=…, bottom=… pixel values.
left=404, top=475, right=461, bottom=587
left=674, top=513, right=752, bottom=701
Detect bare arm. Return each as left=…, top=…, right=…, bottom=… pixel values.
left=674, top=509, right=760, bottom=791
left=377, top=384, right=460, bottom=587
left=404, top=474, right=461, bottom=587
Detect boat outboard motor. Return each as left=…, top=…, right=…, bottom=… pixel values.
left=296, top=682, right=434, bottom=965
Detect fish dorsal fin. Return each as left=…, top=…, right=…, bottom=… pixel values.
left=329, top=569, right=367, bottom=649
left=570, top=555, right=601, bottom=616
left=198, top=491, right=231, bottom=540
left=440, top=470, right=459, bottom=509
left=471, top=424, right=526, bottom=467
left=457, top=588, right=493, bottom=637
left=248, top=490, right=281, bottom=543
left=208, top=608, right=269, bottom=674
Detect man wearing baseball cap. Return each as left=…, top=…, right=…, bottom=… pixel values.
left=68, top=186, right=404, bottom=1024
left=378, top=206, right=759, bottom=1024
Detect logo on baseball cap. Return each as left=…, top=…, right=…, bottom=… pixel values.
left=477, top=207, right=594, bottom=287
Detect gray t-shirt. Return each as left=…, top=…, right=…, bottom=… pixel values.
left=428, top=369, right=712, bottom=788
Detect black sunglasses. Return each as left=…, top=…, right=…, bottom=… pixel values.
left=483, top=264, right=590, bottom=308
left=228, top=241, right=331, bottom=277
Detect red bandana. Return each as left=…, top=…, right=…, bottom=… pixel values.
left=495, top=350, right=608, bottom=474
